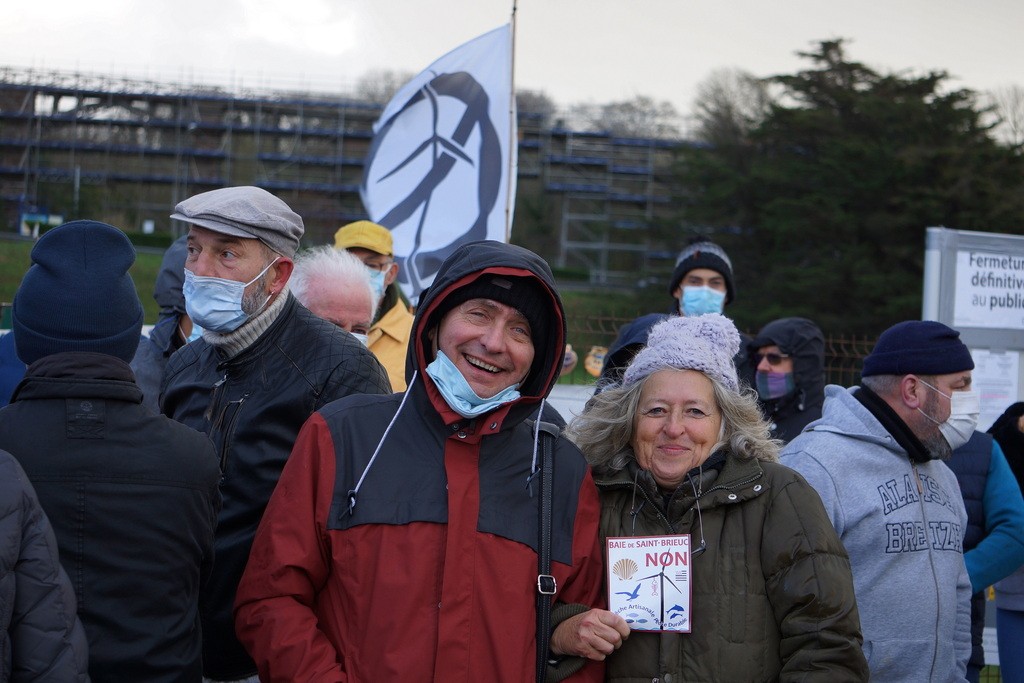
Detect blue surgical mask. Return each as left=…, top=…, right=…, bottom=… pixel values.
left=756, top=370, right=796, bottom=400
left=367, top=268, right=387, bottom=303
left=351, top=332, right=369, bottom=347
left=680, top=285, right=726, bottom=317
left=425, top=350, right=521, bottom=418
left=183, top=258, right=279, bottom=333
left=184, top=322, right=204, bottom=344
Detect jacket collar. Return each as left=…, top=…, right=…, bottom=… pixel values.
left=209, top=292, right=296, bottom=366
left=595, top=449, right=765, bottom=514
left=854, top=384, right=933, bottom=463
left=12, top=351, right=143, bottom=404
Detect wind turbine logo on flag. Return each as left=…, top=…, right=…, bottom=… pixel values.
left=360, top=25, right=516, bottom=304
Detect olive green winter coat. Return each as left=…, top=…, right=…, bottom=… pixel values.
left=594, top=451, right=869, bottom=683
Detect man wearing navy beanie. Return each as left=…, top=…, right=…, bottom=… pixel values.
left=781, top=319, right=975, bottom=682
left=0, top=220, right=221, bottom=682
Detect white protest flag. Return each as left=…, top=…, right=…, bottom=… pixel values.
left=360, top=24, right=517, bottom=303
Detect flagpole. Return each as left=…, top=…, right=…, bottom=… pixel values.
left=505, top=1, right=518, bottom=242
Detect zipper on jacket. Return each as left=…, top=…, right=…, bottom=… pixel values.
left=215, top=393, right=249, bottom=473
left=912, top=461, right=942, bottom=681
left=202, top=373, right=249, bottom=473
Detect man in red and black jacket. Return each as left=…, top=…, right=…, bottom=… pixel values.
left=236, top=240, right=607, bottom=682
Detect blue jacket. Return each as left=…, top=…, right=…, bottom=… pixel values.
left=989, top=402, right=1024, bottom=612
left=948, top=433, right=1024, bottom=593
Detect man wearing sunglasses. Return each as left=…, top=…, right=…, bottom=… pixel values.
left=749, top=317, right=826, bottom=443
left=781, top=320, right=976, bottom=682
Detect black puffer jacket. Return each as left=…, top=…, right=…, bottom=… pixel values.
left=0, top=450, right=90, bottom=683
left=0, top=352, right=219, bottom=682
left=750, top=317, right=825, bottom=443
left=161, top=293, right=392, bottom=679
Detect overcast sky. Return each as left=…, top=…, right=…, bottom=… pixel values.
left=2, top=0, right=1021, bottom=119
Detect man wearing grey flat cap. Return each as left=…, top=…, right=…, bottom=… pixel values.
left=160, top=186, right=392, bottom=683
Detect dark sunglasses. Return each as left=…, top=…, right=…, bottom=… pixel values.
left=753, top=352, right=790, bottom=367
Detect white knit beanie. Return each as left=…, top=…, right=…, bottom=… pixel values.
left=622, top=314, right=740, bottom=392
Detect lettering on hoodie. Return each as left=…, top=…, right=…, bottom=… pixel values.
left=877, top=472, right=963, bottom=554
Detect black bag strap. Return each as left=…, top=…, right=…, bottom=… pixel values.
left=534, top=420, right=560, bottom=683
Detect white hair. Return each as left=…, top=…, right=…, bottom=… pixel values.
left=291, top=245, right=377, bottom=317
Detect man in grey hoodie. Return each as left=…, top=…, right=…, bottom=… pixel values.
left=781, top=320, right=975, bottom=682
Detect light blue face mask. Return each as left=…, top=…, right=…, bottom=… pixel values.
left=680, top=285, right=726, bottom=317
left=183, top=258, right=278, bottom=333
left=184, top=322, right=204, bottom=343
left=366, top=268, right=387, bottom=303
left=425, top=350, right=521, bottom=418
left=351, top=332, right=369, bottom=347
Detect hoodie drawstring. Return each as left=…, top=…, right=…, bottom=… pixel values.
left=346, top=370, right=419, bottom=517
left=524, top=399, right=547, bottom=498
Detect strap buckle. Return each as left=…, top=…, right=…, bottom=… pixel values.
left=537, top=574, right=557, bottom=595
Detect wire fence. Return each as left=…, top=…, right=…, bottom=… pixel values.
left=562, top=313, right=876, bottom=387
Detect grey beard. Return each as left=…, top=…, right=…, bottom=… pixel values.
left=241, top=273, right=270, bottom=316
left=920, top=426, right=953, bottom=461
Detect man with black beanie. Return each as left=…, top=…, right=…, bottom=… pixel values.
left=0, top=220, right=220, bottom=682
left=781, top=320, right=976, bottom=682
left=235, top=240, right=606, bottom=683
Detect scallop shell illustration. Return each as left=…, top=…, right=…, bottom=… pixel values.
left=612, top=558, right=638, bottom=581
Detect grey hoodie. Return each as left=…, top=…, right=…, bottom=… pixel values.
left=780, top=385, right=970, bottom=683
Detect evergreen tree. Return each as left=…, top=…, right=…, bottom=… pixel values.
left=679, top=39, right=1024, bottom=336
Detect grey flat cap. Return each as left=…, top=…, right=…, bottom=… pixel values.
left=171, top=186, right=303, bottom=257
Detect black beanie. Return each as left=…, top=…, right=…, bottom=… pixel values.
left=428, top=273, right=551, bottom=381
left=667, top=240, right=735, bottom=304
left=13, top=220, right=144, bottom=365
left=861, top=320, right=974, bottom=377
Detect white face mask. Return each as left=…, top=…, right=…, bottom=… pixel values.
left=917, top=379, right=980, bottom=451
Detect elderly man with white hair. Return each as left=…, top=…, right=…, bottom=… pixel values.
left=291, top=246, right=377, bottom=344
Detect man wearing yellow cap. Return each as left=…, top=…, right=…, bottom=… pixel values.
left=335, top=221, right=414, bottom=391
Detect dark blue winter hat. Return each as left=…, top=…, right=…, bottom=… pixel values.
left=13, top=220, right=144, bottom=365
left=861, top=320, right=974, bottom=378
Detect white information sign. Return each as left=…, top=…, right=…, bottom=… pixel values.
left=606, top=535, right=693, bottom=633
left=953, top=250, right=1024, bottom=330
left=970, top=348, right=1020, bottom=431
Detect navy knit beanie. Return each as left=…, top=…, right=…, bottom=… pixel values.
left=13, top=220, right=144, bottom=365
left=861, top=320, right=974, bottom=378
left=667, top=240, right=735, bottom=304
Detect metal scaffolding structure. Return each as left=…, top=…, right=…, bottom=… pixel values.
left=0, top=66, right=683, bottom=285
